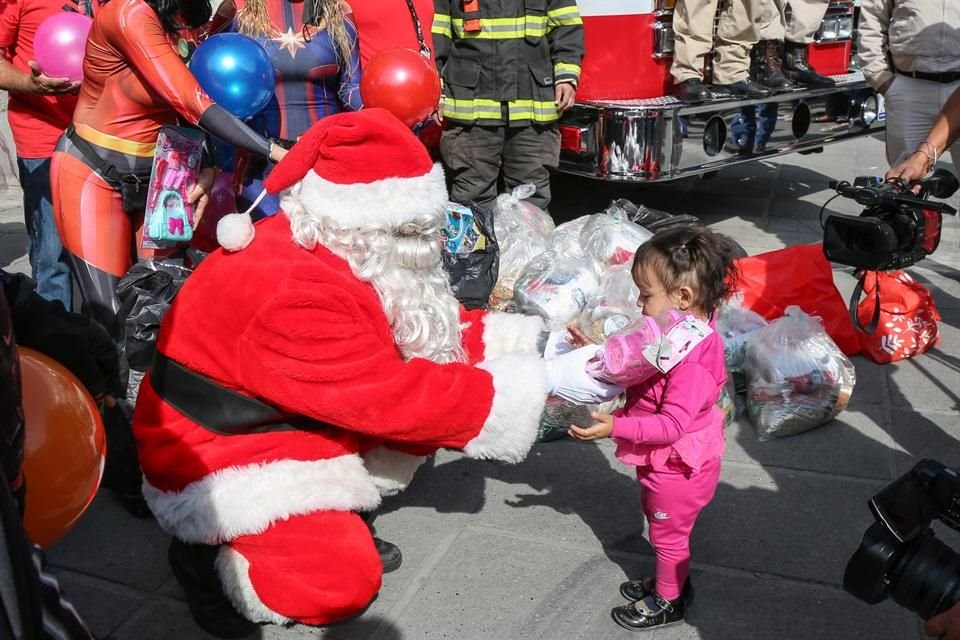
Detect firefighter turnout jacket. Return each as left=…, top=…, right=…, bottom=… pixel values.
left=432, top=0, right=585, bottom=126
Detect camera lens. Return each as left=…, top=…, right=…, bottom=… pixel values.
left=888, top=529, right=960, bottom=619
left=846, top=522, right=960, bottom=619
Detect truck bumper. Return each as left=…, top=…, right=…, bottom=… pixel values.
left=558, top=73, right=883, bottom=182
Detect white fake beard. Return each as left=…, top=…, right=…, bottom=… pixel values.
left=281, top=190, right=465, bottom=364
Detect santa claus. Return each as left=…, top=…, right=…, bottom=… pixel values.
left=132, top=108, right=618, bottom=638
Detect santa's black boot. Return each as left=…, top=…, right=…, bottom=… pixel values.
left=783, top=41, right=835, bottom=87
left=168, top=539, right=258, bottom=639
left=752, top=40, right=795, bottom=92
left=361, top=511, right=402, bottom=573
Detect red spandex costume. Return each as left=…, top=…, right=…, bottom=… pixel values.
left=50, top=0, right=273, bottom=328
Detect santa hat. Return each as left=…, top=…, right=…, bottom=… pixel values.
left=216, top=108, right=448, bottom=251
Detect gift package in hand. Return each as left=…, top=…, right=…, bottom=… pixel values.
left=514, top=251, right=600, bottom=330
left=586, top=310, right=714, bottom=386
left=744, top=306, right=856, bottom=441
left=142, top=126, right=204, bottom=249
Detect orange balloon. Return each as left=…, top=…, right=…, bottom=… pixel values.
left=360, top=48, right=441, bottom=127
left=19, top=348, right=106, bottom=548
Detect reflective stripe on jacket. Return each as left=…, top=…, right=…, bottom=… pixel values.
left=432, top=0, right=584, bottom=125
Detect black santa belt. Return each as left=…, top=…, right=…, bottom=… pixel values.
left=150, top=352, right=330, bottom=436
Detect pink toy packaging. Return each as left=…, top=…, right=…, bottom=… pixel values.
left=141, top=126, right=205, bottom=249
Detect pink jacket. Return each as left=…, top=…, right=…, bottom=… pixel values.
left=611, top=320, right=727, bottom=472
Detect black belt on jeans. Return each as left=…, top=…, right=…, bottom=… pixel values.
left=896, top=67, right=960, bottom=84
left=149, top=351, right=332, bottom=436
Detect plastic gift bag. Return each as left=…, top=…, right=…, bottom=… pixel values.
left=717, top=299, right=769, bottom=373
left=490, top=185, right=554, bottom=310
left=492, top=184, right=555, bottom=239
left=514, top=252, right=600, bottom=330
left=142, top=126, right=205, bottom=249
left=538, top=396, right=594, bottom=442
left=116, top=260, right=194, bottom=372
left=579, top=209, right=652, bottom=267
left=441, top=201, right=500, bottom=310
left=579, top=264, right=641, bottom=343
left=550, top=216, right=591, bottom=260
left=854, top=270, right=941, bottom=364
left=744, top=306, right=856, bottom=441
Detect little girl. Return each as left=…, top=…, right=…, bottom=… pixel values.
left=568, top=225, right=738, bottom=631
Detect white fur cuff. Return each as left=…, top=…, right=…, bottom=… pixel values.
left=143, top=454, right=382, bottom=544
left=362, top=447, right=427, bottom=497
left=464, top=354, right=548, bottom=464
left=482, top=313, right=546, bottom=360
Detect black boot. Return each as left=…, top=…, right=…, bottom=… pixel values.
left=672, top=78, right=711, bottom=103
left=783, top=41, right=835, bottom=87
left=612, top=592, right=687, bottom=631
left=360, top=512, right=403, bottom=573
left=752, top=40, right=795, bottom=92
left=100, top=403, right=152, bottom=519
left=712, top=78, right=772, bottom=99
left=168, top=539, right=259, bottom=639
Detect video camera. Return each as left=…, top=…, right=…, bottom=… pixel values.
left=844, top=459, right=960, bottom=619
left=822, top=169, right=959, bottom=271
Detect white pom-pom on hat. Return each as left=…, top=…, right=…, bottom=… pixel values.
left=216, top=190, right=266, bottom=252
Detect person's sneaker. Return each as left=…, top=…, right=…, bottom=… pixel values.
left=168, top=539, right=259, bottom=639
left=712, top=79, right=772, bottom=99
left=611, top=592, right=686, bottom=631
left=375, top=536, right=403, bottom=573
left=619, top=576, right=694, bottom=606
left=672, top=78, right=711, bottom=103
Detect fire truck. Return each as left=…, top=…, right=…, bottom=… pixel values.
left=558, top=0, right=882, bottom=181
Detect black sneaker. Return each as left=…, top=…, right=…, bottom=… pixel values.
left=168, top=539, right=259, bottom=639
left=673, top=78, right=711, bottom=103
left=619, top=576, right=694, bottom=606
left=712, top=79, right=772, bottom=99
left=375, top=537, right=403, bottom=573
left=612, top=592, right=686, bottom=631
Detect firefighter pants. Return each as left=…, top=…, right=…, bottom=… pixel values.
left=756, top=0, right=830, bottom=44
left=672, top=0, right=760, bottom=85
left=440, top=124, right=561, bottom=211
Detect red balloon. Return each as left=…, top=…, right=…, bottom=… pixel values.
left=360, top=48, right=441, bottom=128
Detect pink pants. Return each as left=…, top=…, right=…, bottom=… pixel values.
left=637, top=456, right=721, bottom=601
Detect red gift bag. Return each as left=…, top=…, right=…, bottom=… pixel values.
left=735, top=244, right=860, bottom=356
left=855, top=270, right=941, bottom=363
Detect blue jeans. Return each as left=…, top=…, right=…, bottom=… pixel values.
left=17, top=157, right=72, bottom=309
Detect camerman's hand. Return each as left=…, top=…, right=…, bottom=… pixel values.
left=887, top=152, right=931, bottom=191
left=926, top=602, right=960, bottom=640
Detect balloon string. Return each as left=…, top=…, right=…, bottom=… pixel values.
left=403, top=0, right=430, bottom=58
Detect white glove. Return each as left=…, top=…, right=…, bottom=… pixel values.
left=541, top=329, right=576, bottom=361
left=545, top=345, right=624, bottom=404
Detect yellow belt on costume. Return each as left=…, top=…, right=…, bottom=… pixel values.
left=73, top=123, right=157, bottom=158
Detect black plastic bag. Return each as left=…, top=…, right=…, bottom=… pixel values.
left=116, top=260, right=193, bottom=372
left=441, top=201, right=500, bottom=309
left=609, top=198, right=747, bottom=259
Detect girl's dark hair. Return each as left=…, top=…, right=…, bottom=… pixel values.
left=631, top=225, right=740, bottom=315
left=145, top=0, right=212, bottom=33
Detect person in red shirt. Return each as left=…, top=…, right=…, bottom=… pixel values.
left=0, top=0, right=93, bottom=310
left=348, top=0, right=434, bottom=67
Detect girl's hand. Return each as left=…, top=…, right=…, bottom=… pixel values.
left=566, top=325, right=597, bottom=348
left=569, top=412, right=614, bottom=441
left=187, top=167, right=217, bottom=227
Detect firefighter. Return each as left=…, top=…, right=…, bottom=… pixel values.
left=672, top=0, right=772, bottom=102
left=752, top=0, right=835, bottom=90
left=432, top=0, right=584, bottom=211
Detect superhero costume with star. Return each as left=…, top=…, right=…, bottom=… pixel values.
left=49, top=0, right=275, bottom=329
left=212, top=0, right=362, bottom=218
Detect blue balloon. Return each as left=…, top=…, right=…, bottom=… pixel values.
left=190, top=34, right=275, bottom=121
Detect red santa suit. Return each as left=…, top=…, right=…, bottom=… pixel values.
left=132, top=108, right=549, bottom=626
